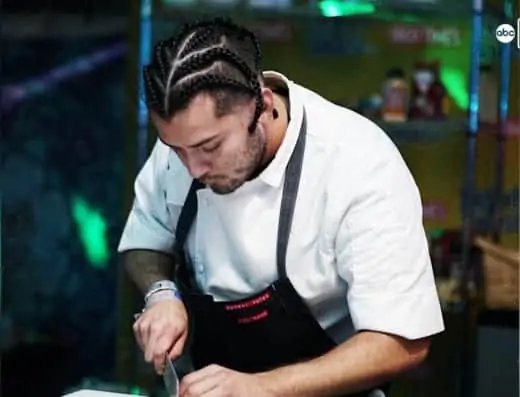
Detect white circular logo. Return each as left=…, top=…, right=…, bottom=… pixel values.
left=495, top=24, right=516, bottom=43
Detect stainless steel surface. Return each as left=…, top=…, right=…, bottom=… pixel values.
left=163, top=358, right=179, bottom=397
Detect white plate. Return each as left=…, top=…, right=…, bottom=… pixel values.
left=62, top=390, right=144, bottom=397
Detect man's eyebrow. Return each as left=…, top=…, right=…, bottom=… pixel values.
left=162, top=134, right=220, bottom=150
left=188, top=135, right=218, bottom=148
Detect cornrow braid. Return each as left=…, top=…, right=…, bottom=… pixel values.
left=144, top=17, right=263, bottom=133
left=171, top=17, right=261, bottom=70
left=170, top=47, right=257, bottom=89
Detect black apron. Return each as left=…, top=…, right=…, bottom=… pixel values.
left=173, top=110, right=390, bottom=397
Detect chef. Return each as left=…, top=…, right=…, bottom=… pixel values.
left=118, top=17, right=445, bottom=397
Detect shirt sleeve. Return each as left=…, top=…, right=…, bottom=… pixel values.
left=118, top=140, right=176, bottom=254
left=334, top=135, right=445, bottom=340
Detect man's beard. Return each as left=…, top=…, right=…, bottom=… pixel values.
left=205, top=130, right=266, bottom=195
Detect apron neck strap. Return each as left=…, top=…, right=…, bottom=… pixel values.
left=276, top=109, right=307, bottom=279
left=174, top=179, right=204, bottom=253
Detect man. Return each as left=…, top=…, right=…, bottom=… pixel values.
left=119, top=17, right=444, bottom=397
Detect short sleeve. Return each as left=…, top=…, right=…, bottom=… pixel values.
left=118, top=140, right=176, bottom=254
left=335, top=137, right=445, bottom=340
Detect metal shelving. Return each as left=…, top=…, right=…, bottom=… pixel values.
left=376, top=119, right=469, bottom=144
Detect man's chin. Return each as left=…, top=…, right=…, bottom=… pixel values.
left=207, top=180, right=244, bottom=195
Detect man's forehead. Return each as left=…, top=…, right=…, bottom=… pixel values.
left=174, top=93, right=219, bottom=124
left=152, top=95, right=233, bottom=147
left=153, top=94, right=217, bottom=129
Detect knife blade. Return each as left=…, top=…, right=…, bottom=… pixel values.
left=163, top=358, right=179, bottom=397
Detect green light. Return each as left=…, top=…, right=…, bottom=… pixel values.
left=423, top=45, right=470, bottom=111
left=439, top=67, right=469, bottom=110
left=319, top=1, right=376, bottom=17
left=71, top=195, right=109, bottom=269
left=429, top=228, right=445, bottom=239
left=130, top=386, right=143, bottom=395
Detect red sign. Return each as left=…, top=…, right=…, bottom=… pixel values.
left=389, top=25, right=461, bottom=47
left=423, top=201, right=447, bottom=221
left=506, top=118, right=520, bottom=137
left=480, top=118, right=520, bottom=138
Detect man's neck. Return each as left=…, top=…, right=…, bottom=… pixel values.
left=261, top=93, right=290, bottom=166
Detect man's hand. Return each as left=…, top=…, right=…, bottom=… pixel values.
left=132, top=299, right=188, bottom=374
left=180, top=365, right=277, bottom=397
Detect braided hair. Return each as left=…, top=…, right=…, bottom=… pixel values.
left=143, top=17, right=263, bottom=132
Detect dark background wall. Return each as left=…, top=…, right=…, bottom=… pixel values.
left=2, top=35, right=126, bottom=396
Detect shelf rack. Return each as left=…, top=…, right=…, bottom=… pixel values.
left=376, top=119, right=469, bottom=144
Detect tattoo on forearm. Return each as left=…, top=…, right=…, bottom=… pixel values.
left=123, top=249, right=176, bottom=294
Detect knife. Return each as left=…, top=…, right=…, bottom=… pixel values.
left=163, top=358, right=180, bottom=397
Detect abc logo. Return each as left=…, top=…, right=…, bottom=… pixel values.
left=495, top=24, right=516, bottom=43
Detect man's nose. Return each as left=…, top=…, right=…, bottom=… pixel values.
left=185, top=156, right=210, bottom=179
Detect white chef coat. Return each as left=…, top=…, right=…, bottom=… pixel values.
left=119, top=71, right=445, bottom=344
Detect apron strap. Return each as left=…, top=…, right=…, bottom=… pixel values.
left=174, top=179, right=204, bottom=290
left=174, top=179, right=204, bottom=253
left=276, top=110, right=307, bottom=279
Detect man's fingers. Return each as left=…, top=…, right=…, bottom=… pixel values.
left=132, top=320, right=143, bottom=350
left=180, top=366, right=223, bottom=397
left=183, top=365, right=225, bottom=386
left=181, top=378, right=220, bottom=397
left=144, top=321, right=164, bottom=363
left=168, top=330, right=188, bottom=360
left=141, top=319, right=184, bottom=370
left=152, top=334, right=175, bottom=373
left=133, top=317, right=149, bottom=353
left=131, top=299, right=189, bottom=374
left=153, top=353, right=167, bottom=375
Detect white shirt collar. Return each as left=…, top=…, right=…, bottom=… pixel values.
left=257, top=71, right=304, bottom=188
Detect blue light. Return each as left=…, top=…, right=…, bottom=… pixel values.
left=137, top=0, right=153, bottom=168
left=499, top=43, right=511, bottom=119
left=468, top=12, right=483, bottom=135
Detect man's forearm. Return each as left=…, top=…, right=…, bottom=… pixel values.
left=261, top=331, right=430, bottom=397
left=123, top=249, right=176, bottom=294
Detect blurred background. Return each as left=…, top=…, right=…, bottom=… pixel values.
left=1, top=0, right=518, bottom=396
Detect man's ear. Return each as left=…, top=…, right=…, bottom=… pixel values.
left=260, top=87, right=275, bottom=116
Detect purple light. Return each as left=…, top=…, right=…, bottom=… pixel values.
left=1, top=42, right=126, bottom=110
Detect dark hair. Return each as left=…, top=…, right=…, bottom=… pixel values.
left=143, top=17, right=263, bottom=132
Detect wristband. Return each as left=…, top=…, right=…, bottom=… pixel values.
left=145, top=289, right=182, bottom=308
left=145, top=280, right=181, bottom=304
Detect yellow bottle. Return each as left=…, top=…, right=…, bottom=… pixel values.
left=381, top=67, right=409, bottom=122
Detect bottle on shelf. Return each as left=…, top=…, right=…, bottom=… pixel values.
left=381, top=67, right=409, bottom=122
left=409, top=60, right=448, bottom=120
